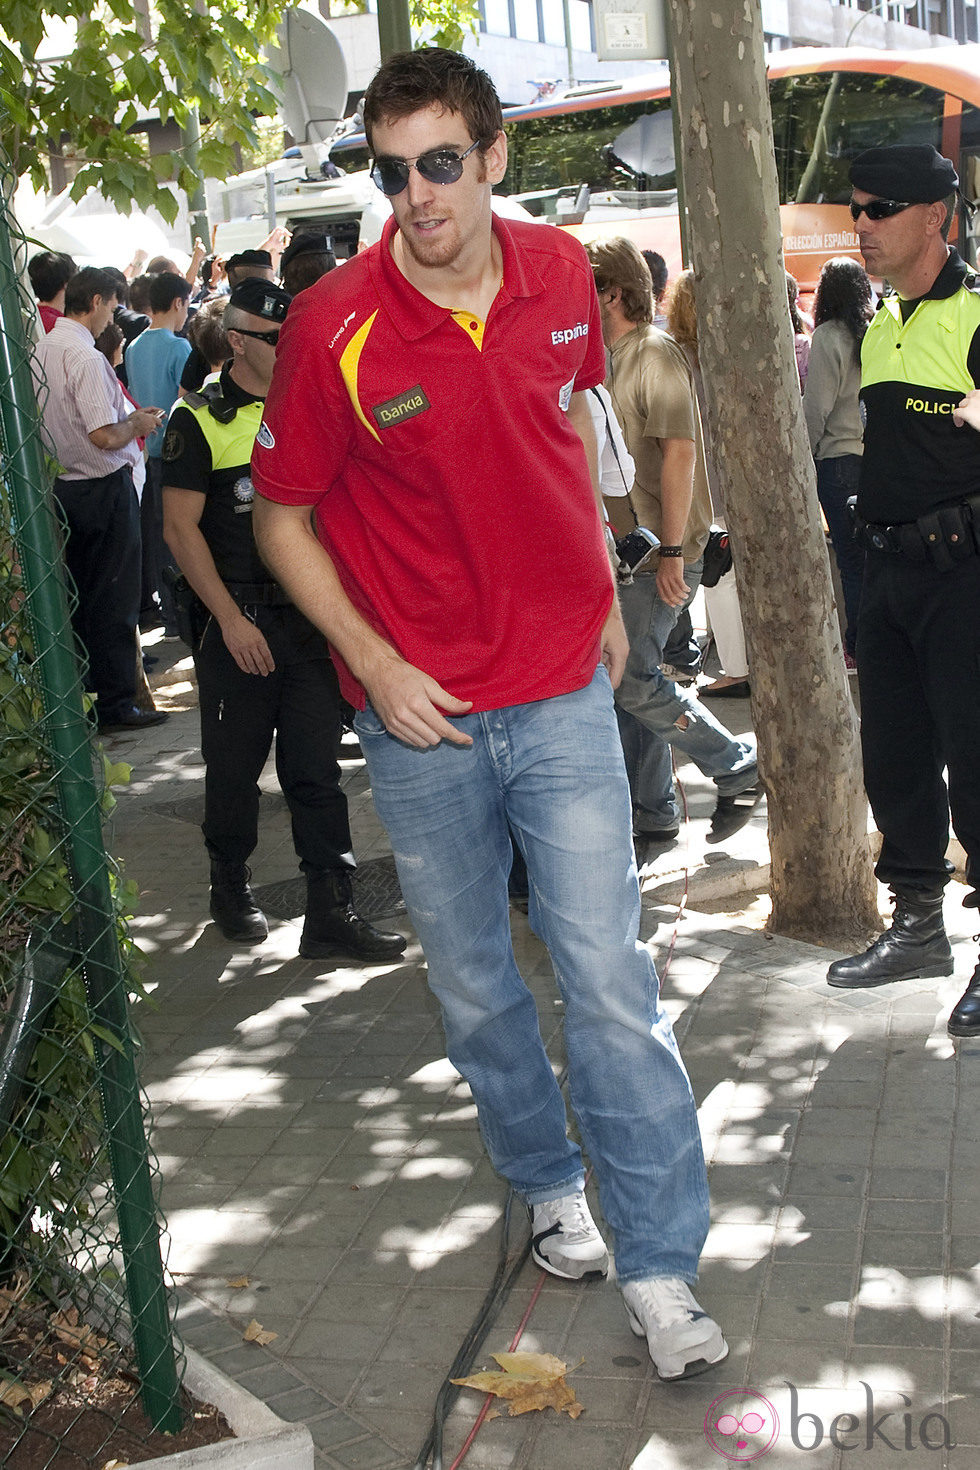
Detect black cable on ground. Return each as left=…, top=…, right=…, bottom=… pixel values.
left=411, top=1186, right=533, bottom=1470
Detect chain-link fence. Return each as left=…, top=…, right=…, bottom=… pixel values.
left=0, top=157, right=184, bottom=1466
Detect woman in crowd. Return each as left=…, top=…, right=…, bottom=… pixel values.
left=803, top=255, right=874, bottom=669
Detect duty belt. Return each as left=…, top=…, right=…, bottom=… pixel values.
left=851, top=494, right=980, bottom=573
left=224, top=580, right=292, bottom=606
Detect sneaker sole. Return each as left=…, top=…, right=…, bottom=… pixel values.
left=531, top=1245, right=608, bottom=1281
left=828, top=957, right=954, bottom=988
left=625, top=1309, right=729, bottom=1380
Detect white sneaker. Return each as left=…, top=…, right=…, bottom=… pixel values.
left=622, top=1276, right=728, bottom=1380
left=528, top=1192, right=609, bottom=1280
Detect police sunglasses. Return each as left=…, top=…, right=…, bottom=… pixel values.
left=370, top=139, right=484, bottom=196
left=232, top=327, right=280, bottom=345
left=849, top=197, right=912, bottom=223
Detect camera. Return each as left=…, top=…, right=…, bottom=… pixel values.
left=615, top=526, right=660, bottom=581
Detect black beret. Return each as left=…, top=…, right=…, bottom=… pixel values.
left=850, top=146, right=958, bottom=204
left=280, top=233, right=335, bottom=270
left=225, top=249, right=273, bottom=272
left=227, top=279, right=292, bottom=322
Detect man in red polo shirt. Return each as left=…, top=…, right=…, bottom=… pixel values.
left=252, top=47, right=726, bottom=1383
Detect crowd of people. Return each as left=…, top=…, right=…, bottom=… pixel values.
left=27, top=43, right=980, bottom=1389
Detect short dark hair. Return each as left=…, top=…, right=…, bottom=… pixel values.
left=94, top=319, right=124, bottom=363
left=128, top=273, right=155, bottom=315
left=64, top=266, right=119, bottom=316
left=282, top=250, right=336, bottom=296
left=149, top=271, right=192, bottom=314
left=362, top=48, right=503, bottom=156
left=101, top=265, right=130, bottom=307
left=146, top=255, right=178, bottom=274
left=28, top=251, right=76, bottom=302
left=642, top=250, right=668, bottom=302
left=586, top=237, right=654, bottom=325
left=939, top=192, right=957, bottom=240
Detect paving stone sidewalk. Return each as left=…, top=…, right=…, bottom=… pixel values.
left=103, top=637, right=980, bottom=1470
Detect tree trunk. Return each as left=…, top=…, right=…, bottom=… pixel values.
left=667, top=0, right=879, bottom=945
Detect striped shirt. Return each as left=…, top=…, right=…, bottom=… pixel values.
left=34, top=317, right=140, bottom=481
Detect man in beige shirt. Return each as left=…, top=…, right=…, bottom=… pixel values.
left=587, top=239, right=758, bottom=843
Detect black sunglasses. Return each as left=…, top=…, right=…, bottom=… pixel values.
left=233, top=326, right=280, bottom=345
left=370, top=139, right=483, bottom=197
left=849, top=198, right=912, bottom=223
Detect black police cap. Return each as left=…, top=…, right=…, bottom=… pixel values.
left=280, top=233, right=335, bottom=270
left=849, top=145, right=958, bottom=204
left=227, top=279, right=292, bottom=323
left=225, top=248, right=273, bottom=272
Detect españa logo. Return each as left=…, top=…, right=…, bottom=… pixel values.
left=371, top=385, right=431, bottom=430
left=551, top=322, right=588, bottom=346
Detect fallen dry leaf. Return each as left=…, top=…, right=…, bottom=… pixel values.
left=0, top=1271, right=30, bottom=1327
left=29, top=1380, right=53, bottom=1408
left=0, top=1378, right=33, bottom=1414
left=103, top=1460, right=131, bottom=1468
left=52, top=1309, right=112, bottom=1356
left=243, top=1319, right=278, bottom=1347
left=225, top=1276, right=250, bottom=1289
left=452, top=1351, right=584, bottom=1419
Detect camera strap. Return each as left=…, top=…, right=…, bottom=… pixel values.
left=589, top=385, right=640, bottom=528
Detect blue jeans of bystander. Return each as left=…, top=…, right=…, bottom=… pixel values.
left=616, top=565, right=756, bottom=830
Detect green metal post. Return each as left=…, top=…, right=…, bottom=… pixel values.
left=0, top=204, right=182, bottom=1434
left=377, top=0, right=412, bottom=59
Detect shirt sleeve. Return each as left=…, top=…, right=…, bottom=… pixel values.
left=802, top=325, right=843, bottom=454
left=250, top=293, right=354, bottom=506
left=160, top=403, right=212, bottom=495
left=574, top=269, right=607, bottom=393
left=588, top=385, right=634, bottom=497
left=70, top=352, right=125, bottom=436
left=641, top=336, right=697, bottom=443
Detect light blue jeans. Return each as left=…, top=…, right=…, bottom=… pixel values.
left=354, top=665, right=709, bottom=1283
left=616, top=565, right=756, bottom=830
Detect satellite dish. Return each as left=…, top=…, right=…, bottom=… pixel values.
left=268, top=8, right=349, bottom=149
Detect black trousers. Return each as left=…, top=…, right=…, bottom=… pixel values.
left=54, top=466, right=141, bottom=721
left=857, top=550, right=980, bottom=896
left=194, top=602, right=354, bottom=872
left=140, top=457, right=179, bottom=630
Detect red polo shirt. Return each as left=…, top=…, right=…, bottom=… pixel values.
left=251, top=214, right=610, bottom=711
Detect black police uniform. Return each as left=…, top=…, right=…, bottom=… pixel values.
left=162, top=364, right=356, bottom=879
left=855, top=249, right=980, bottom=901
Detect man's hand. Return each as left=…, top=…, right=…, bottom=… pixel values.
left=953, top=390, right=980, bottom=430
left=220, top=612, right=276, bottom=675
left=131, top=406, right=164, bottom=438
left=363, top=653, right=473, bottom=748
left=656, top=557, right=689, bottom=608
left=600, top=600, right=629, bottom=688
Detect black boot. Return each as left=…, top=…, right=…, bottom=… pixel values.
left=948, top=956, right=980, bottom=1037
left=209, top=861, right=269, bottom=944
left=299, top=870, right=407, bottom=962
left=827, top=889, right=952, bottom=989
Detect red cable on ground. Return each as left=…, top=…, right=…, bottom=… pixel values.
left=447, top=1271, right=549, bottom=1470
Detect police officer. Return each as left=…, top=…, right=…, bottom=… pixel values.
left=162, top=279, right=406, bottom=962
left=825, top=146, right=980, bottom=1039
